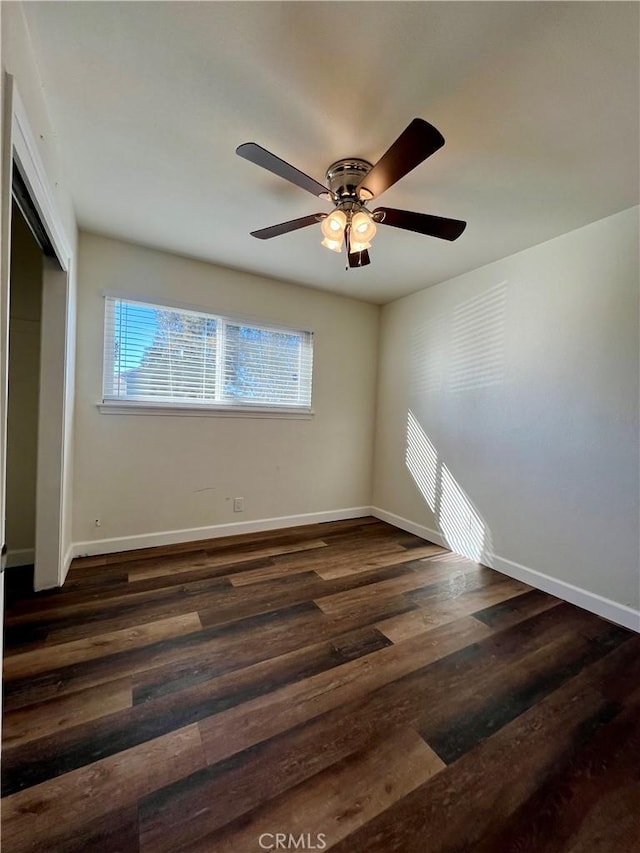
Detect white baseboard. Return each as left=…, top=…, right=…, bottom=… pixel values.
left=5, top=548, right=35, bottom=569
left=72, top=507, right=373, bottom=558
left=371, top=507, right=446, bottom=549
left=489, top=553, right=640, bottom=633
left=371, top=506, right=640, bottom=633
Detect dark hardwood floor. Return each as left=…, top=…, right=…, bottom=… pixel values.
left=2, top=517, right=639, bottom=852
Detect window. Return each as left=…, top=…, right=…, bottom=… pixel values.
left=102, top=296, right=313, bottom=413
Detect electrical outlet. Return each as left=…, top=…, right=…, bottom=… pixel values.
left=233, top=497, right=244, bottom=513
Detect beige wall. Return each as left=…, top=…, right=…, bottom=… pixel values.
left=5, top=205, right=42, bottom=559
left=73, top=232, right=379, bottom=546
left=372, top=206, right=639, bottom=611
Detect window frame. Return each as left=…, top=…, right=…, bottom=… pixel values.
left=99, top=293, right=315, bottom=418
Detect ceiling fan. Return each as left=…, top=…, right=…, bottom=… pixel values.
left=236, top=118, right=466, bottom=269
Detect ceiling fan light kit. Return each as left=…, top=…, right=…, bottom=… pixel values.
left=320, top=208, right=347, bottom=252
left=236, top=118, right=467, bottom=270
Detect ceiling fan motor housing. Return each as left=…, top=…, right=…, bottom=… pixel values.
left=325, top=158, right=374, bottom=209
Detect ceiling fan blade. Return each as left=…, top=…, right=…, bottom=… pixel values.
left=356, top=119, right=445, bottom=201
left=237, top=142, right=330, bottom=198
left=348, top=248, right=371, bottom=268
left=250, top=214, right=325, bottom=240
left=374, top=207, right=466, bottom=241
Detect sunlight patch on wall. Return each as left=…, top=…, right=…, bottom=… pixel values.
left=409, top=312, right=447, bottom=398
left=439, top=463, right=485, bottom=561
left=406, top=409, right=490, bottom=563
left=449, top=282, right=507, bottom=393
left=406, top=410, right=438, bottom=511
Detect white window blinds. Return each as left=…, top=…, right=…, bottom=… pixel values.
left=103, top=297, right=313, bottom=410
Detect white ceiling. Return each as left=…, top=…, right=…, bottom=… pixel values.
left=24, top=1, right=639, bottom=304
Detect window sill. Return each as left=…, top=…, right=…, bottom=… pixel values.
left=97, top=401, right=314, bottom=419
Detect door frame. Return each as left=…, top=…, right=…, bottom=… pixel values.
left=1, top=74, right=74, bottom=590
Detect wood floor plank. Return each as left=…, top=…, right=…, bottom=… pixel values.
left=303, top=540, right=408, bottom=569
left=3, top=612, right=202, bottom=679
left=191, top=729, right=445, bottom=852
left=66, top=553, right=109, bottom=570
left=4, top=591, right=413, bottom=713
left=2, top=622, right=51, bottom=656
left=4, top=573, right=230, bottom=635
left=141, top=615, right=637, bottom=853
left=3, top=602, right=327, bottom=711
left=170, top=622, right=390, bottom=719
left=304, top=605, right=624, bottom=776
left=328, top=633, right=640, bottom=853
left=141, top=656, right=450, bottom=851
left=1, top=679, right=132, bottom=749
left=1, top=724, right=205, bottom=853
left=59, top=568, right=131, bottom=593
left=566, top=781, right=640, bottom=853
left=131, top=595, right=415, bottom=705
left=472, top=687, right=640, bottom=852
left=315, top=559, right=518, bottom=618
left=6, top=566, right=129, bottom=616
left=23, top=805, right=140, bottom=853
left=139, top=703, right=411, bottom=851
left=197, top=614, right=491, bottom=767
left=0, top=625, right=392, bottom=795
left=123, top=549, right=211, bottom=577
left=5, top=598, right=615, bottom=796
left=124, top=556, right=278, bottom=591
left=195, top=562, right=420, bottom=631
left=130, top=538, right=329, bottom=583
left=21, top=560, right=416, bottom=646
left=31, top=584, right=242, bottom=645
left=8, top=557, right=272, bottom=621
left=472, top=586, right=562, bottom=630
left=313, top=542, right=446, bottom=580
left=418, top=612, right=629, bottom=764
left=215, top=602, right=623, bottom=806
left=377, top=577, right=535, bottom=642
left=253, top=530, right=416, bottom=569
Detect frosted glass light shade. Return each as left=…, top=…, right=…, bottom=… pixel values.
left=320, top=210, right=346, bottom=252
left=321, top=210, right=347, bottom=239
left=321, top=236, right=343, bottom=253
left=351, top=211, right=377, bottom=243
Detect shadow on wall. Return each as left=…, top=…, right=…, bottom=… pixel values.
left=409, top=281, right=508, bottom=398
left=404, top=282, right=509, bottom=562
left=449, top=282, right=507, bottom=392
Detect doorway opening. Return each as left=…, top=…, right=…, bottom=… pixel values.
left=4, top=199, right=43, bottom=591
left=4, top=160, right=66, bottom=593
